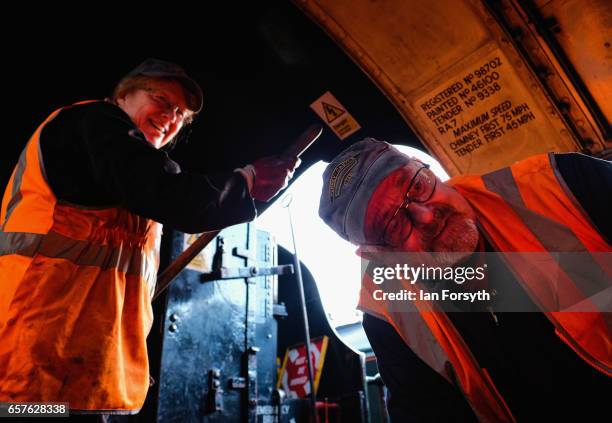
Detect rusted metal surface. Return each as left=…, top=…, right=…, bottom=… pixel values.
left=531, top=0, right=611, bottom=138
left=489, top=0, right=610, bottom=149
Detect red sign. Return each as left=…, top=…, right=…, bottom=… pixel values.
left=277, top=336, right=329, bottom=399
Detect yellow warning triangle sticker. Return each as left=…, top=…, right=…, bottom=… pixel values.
left=311, top=91, right=361, bottom=140
left=322, top=102, right=345, bottom=123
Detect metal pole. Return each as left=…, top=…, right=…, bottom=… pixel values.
left=284, top=195, right=319, bottom=423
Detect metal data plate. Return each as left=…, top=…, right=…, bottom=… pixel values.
left=413, top=46, right=565, bottom=173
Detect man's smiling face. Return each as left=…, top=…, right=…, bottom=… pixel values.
left=364, top=161, right=479, bottom=255
left=117, top=78, right=193, bottom=149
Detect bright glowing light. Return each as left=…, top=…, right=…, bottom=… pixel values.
left=256, top=145, right=448, bottom=327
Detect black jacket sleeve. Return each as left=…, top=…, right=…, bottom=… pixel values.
left=555, top=152, right=611, bottom=243
left=40, top=101, right=256, bottom=233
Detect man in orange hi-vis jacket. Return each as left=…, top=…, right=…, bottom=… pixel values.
left=319, top=138, right=610, bottom=422
left=0, top=58, right=298, bottom=420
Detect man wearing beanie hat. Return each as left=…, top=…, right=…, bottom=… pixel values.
left=320, top=138, right=610, bottom=422
left=0, top=59, right=298, bottom=418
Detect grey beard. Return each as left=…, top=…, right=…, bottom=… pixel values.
left=431, top=214, right=479, bottom=267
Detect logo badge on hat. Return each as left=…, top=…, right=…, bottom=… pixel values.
left=329, top=154, right=359, bottom=203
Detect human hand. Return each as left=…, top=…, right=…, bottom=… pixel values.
left=251, top=156, right=301, bottom=202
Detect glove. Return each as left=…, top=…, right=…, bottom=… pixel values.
left=251, top=156, right=300, bottom=202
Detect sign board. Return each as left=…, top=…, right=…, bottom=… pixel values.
left=310, top=91, right=361, bottom=139
left=183, top=233, right=210, bottom=272
left=413, top=49, right=566, bottom=172
left=277, top=336, right=329, bottom=398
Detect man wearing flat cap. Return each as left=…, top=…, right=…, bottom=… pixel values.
left=0, top=59, right=297, bottom=418
left=320, top=138, right=611, bottom=422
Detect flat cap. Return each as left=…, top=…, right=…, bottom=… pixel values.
left=126, top=58, right=203, bottom=113
left=319, top=138, right=413, bottom=244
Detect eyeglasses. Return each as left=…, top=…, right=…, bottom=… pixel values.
left=145, top=89, right=193, bottom=124
left=380, top=163, right=437, bottom=247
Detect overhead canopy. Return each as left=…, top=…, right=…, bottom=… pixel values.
left=294, top=0, right=610, bottom=175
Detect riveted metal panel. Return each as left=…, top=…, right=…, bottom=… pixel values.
left=536, top=0, right=611, bottom=133
left=294, top=0, right=607, bottom=175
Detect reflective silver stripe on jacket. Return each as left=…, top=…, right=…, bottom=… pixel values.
left=481, top=166, right=611, bottom=304
left=0, top=230, right=152, bottom=278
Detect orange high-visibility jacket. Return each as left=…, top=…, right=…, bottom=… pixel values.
left=0, top=104, right=161, bottom=413
left=359, top=153, right=611, bottom=422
